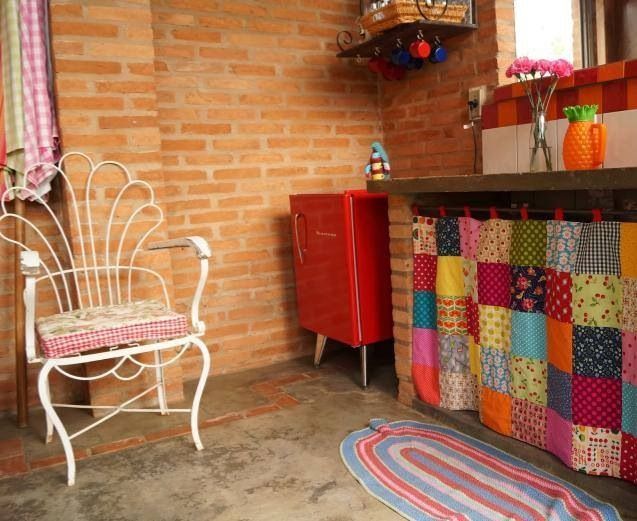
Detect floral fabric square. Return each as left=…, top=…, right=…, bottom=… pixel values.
left=436, top=217, right=460, bottom=257
left=480, top=346, right=510, bottom=394
left=574, top=221, right=620, bottom=276
left=511, top=356, right=547, bottom=405
left=436, top=256, right=464, bottom=297
left=572, top=375, right=622, bottom=429
left=573, top=325, right=621, bottom=379
left=511, top=398, right=547, bottom=449
left=620, top=222, right=637, bottom=279
left=436, top=296, right=467, bottom=336
left=510, top=220, right=547, bottom=267
left=459, top=217, right=481, bottom=260
left=622, top=277, right=637, bottom=333
left=476, top=219, right=512, bottom=264
left=547, top=317, right=573, bottom=373
left=413, top=216, right=437, bottom=256
left=622, top=382, right=637, bottom=436
left=466, top=297, right=480, bottom=343
left=439, top=371, right=478, bottom=410
left=546, top=220, right=582, bottom=272
left=620, top=432, right=637, bottom=484
left=546, top=409, right=573, bottom=467
left=548, top=364, right=572, bottom=420
left=478, top=304, right=511, bottom=351
left=412, top=328, right=438, bottom=367
left=511, top=311, right=546, bottom=360
left=462, top=259, right=477, bottom=302
left=623, top=331, right=637, bottom=386
left=572, top=274, right=622, bottom=328
left=413, top=291, right=437, bottom=329
left=545, top=269, right=573, bottom=323
left=414, top=254, right=437, bottom=291
left=572, top=425, right=621, bottom=476
left=438, top=334, right=470, bottom=373
left=510, top=265, right=546, bottom=313
left=477, top=262, right=511, bottom=308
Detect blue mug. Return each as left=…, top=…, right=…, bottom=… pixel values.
left=429, top=41, right=447, bottom=63
left=391, top=47, right=411, bottom=66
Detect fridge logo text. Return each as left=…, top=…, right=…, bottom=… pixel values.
left=315, top=230, right=337, bottom=238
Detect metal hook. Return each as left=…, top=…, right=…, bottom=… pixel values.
left=416, top=29, right=425, bottom=41
left=395, top=37, right=403, bottom=48
left=336, top=30, right=353, bottom=52
left=373, top=46, right=382, bottom=57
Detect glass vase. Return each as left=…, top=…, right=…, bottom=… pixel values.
left=529, top=109, right=553, bottom=172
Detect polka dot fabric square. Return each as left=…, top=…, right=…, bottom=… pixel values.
left=462, top=259, right=477, bottom=302
left=459, top=217, right=481, bottom=260
left=511, top=398, right=547, bottom=449
left=546, top=409, right=573, bottom=467
left=573, top=325, right=621, bottom=379
left=574, top=221, right=620, bottom=276
left=412, top=328, right=438, bottom=367
left=620, top=432, right=637, bottom=483
left=413, top=291, right=437, bottom=329
left=623, top=331, right=637, bottom=386
left=622, top=277, right=637, bottom=333
left=477, top=262, right=510, bottom=307
left=412, top=216, right=437, bottom=256
left=510, top=220, right=547, bottom=267
left=478, top=305, right=511, bottom=351
left=466, top=297, right=480, bottom=344
left=572, top=375, right=622, bottom=429
left=572, top=425, right=621, bottom=476
left=510, top=265, right=546, bottom=313
left=572, top=274, right=622, bottom=328
left=545, top=269, right=572, bottom=323
left=436, top=217, right=460, bottom=257
left=414, top=254, right=437, bottom=291
left=548, top=364, right=572, bottom=420
left=511, top=311, right=546, bottom=360
left=511, top=356, right=547, bottom=405
left=476, top=219, right=512, bottom=264
left=622, top=382, right=637, bottom=436
left=546, top=220, right=582, bottom=272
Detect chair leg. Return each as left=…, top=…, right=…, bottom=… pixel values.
left=38, top=361, right=76, bottom=486
left=189, top=338, right=211, bottom=451
left=42, top=377, right=54, bottom=444
left=314, top=334, right=327, bottom=368
left=154, top=350, right=169, bottom=415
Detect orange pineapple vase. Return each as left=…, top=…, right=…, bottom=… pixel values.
left=562, top=121, right=607, bottom=170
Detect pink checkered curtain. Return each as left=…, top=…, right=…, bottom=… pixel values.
left=18, top=0, right=60, bottom=200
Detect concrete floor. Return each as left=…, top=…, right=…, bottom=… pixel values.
left=1, top=345, right=635, bottom=520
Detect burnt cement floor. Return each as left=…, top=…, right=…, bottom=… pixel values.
left=0, top=345, right=635, bottom=520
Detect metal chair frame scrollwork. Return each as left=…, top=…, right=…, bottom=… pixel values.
left=0, top=152, right=212, bottom=486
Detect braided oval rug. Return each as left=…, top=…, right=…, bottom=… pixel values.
left=340, top=420, right=621, bottom=521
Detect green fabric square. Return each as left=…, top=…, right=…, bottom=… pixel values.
left=572, top=274, right=622, bottom=328
left=510, top=220, right=547, bottom=267
left=511, top=355, right=547, bottom=405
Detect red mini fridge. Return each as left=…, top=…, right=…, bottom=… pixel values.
left=289, top=190, right=393, bottom=387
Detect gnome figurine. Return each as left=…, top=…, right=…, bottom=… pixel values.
left=365, top=142, right=391, bottom=181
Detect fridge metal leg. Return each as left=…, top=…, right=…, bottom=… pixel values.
left=360, top=344, right=368, bottom=389
left=314, top=334, right=327, bottom=368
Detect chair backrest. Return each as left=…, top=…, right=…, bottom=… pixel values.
left=0, top=152, right=170, bottom=314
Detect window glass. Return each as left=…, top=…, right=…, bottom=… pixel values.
left=514, top=0, right=575, bottom=61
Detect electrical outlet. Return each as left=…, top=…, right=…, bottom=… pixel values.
left=468, top=86, right=486, bottom=121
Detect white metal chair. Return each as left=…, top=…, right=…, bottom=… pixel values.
left=0, top=152, right=212, bottom=486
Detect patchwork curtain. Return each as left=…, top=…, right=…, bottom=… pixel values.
left=411, top=214, right=637, bottom=484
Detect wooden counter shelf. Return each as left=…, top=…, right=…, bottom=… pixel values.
left=366, top=168, right=637, bottom=194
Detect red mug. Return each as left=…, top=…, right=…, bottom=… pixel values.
left=409, top=40, right=430, bottom=59
left=368, top=57, right=384, bottom=73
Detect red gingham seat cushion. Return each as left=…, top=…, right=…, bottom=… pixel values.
left=36, top=300, right=189, bottom=359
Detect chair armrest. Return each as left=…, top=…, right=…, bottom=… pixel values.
left=147, top=236, right=211, bottom=335
left=20, top=251, right=40, bottom=362
left=148, top=236, right=211, bottom=259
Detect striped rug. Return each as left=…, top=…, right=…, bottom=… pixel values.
left=340, top=420, right=621, bottom=521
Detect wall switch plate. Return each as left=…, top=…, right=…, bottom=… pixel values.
left=468, top=86, right=486, bottom=121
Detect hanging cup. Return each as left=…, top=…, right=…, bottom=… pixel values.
left=429, top=38, right=447, bottom=63
left=409, top=40, right=431, bottom=59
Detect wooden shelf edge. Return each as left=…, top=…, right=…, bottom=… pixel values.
left=366, top=168, right=637, bottom=194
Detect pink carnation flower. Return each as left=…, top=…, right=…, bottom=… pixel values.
left=510, top=56, right=536, bottom=76
left=535, top=59, right=552, bottom=76
left=550, top=59, right=574, bottom=78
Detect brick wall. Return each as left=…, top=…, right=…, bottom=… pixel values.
left=0, top=0, right=379, bottom=414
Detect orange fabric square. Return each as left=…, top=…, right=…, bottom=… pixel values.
left=628, top=79, right=637, bottom=110
left=620, top=222, right=637, bottom=278
left=413, top=364, right=440, bottom=406
left=547, top=316, right=573, bottom=373
left=578, top=85, right=603, bottom=108
left=480, top=386, right=512, bottom=436
left=598, top=61, right=625, bottom=82
left=497, top=100, right=517, bottom=127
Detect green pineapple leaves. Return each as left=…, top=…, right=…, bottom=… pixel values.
left=563, top=104, right=598, bottom=123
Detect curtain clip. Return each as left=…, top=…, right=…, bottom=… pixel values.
left=411, top=204, right=420, bottom=216
left=554, top=207, right=564, bottom=221
left=438, top=205, right=447, bottom=217
left=520, top=206, right=529, bottom=221
left=463, top=205, right=471, bottom=218
left=592, top=208, right=602, bottom=222
left=489, top=206, right=498, bottom=219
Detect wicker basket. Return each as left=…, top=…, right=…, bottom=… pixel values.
left=360, top=1, right=469, bottom=36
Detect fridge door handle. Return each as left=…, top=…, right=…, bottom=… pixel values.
left=294, top=212, right=305, bottom=264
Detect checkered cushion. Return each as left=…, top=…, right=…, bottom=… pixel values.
left=36, top=300, right=189, bottom=359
